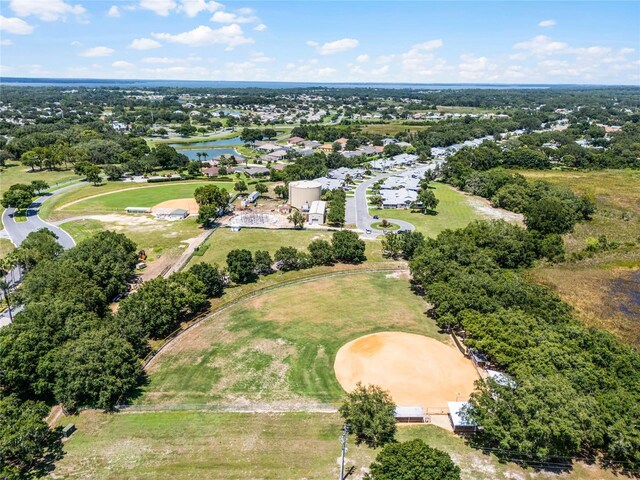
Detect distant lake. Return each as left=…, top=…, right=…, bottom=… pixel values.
left=180, top=147, right=242, bottom=160
left=170, top=136, right=244, bottom=148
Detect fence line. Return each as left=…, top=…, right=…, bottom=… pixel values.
left=142, top=264, right=408, bottom=369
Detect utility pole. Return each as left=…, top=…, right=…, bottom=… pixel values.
left=339, top=424, right=349, bottom=480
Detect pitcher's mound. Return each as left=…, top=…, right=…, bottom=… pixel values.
left=334, top=332, right=478, bottom=408
left=151, top=198, right=199, bottom=214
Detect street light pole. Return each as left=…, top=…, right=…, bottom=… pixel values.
left=339, top=424, right=349, bottom=480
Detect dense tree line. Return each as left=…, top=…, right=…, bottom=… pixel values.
left=408, top=220, right=640, bottom=472
left=225, top=231, right=366, bottom=284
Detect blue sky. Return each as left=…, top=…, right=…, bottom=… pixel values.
left=1, top=0, right=639, bottom=84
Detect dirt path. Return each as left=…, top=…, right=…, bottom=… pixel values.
left=465, top=194, right=524, bottom=225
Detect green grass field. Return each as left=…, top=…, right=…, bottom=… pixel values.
left=370, top=183, right=485, bottom=237
left=189, top=227, right=385, bottom=268
left=42, top=181, right=233, bottom=219
left=0, top=161, right=79, bottom=196
left=139, top=272, right=443, bottom=405
left=53, top=408, right=624, bottom=479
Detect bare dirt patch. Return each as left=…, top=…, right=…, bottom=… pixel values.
left=334, top=332, right=479, bottom=408
left=152, top=198, right=200, bottom=214
left=465, top=195, right=524, bottom=225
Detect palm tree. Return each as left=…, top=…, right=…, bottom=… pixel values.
left=196, top=152, right=203, bottom=162
left=202, top=152, right=209, bottom=163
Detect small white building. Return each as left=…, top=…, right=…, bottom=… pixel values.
left=448, top=402, right=479, bottom=434
left=154, top=208, right=189, bottom=220
left=307, top=200, right=326, bottom=225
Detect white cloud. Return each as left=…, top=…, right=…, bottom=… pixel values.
left=0, top=39, right=14, bottom=46
left=112, top=60, right=134, bottom=68
left=79, top=46, right=115, bottom=57
left=142, top=56, right=187, bottom=64
left=128, top=38, right=162, bottom=50
left=107, top=5, right=120, bottom=17
left=9, top=0, right=87, bottom=22
left=253, top=23, right=267, bottom=32
left=356, top=54, right=369, bottom=64
left=139, top=0, right=176, bottom=16
left=153, top=24, right=253, bottom=49
left=70, top=40, right=82, bottom=46
left=458, top=53, right=498, bottom=80
left=309, top=38, right=359, bottom=55
left=513, top=35, right=569, bottom=55
left=0, top=15, right=34, bottom=34
left=178, top=0, right=222, bottom=17
left=211, top=11, right=257, bottom=24
left=538, top=19, right=556, bottom=28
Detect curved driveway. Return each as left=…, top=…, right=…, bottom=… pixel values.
left=354, top=165, right=436, bottom=237
left=2, top=181, right=85, bottom=249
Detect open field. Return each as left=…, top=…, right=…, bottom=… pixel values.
left=519, top=169, right=640, bottom=251
left=520, top=170, right=640, bottom=348
left=370, top=183, right=487, bottom=237
left=188, top=227, right=386, bottom=267
left=139, top=272, right=445, bottom=405
left=41, top=181, right=232, bottom=220
left=52, top=410, right=625, bottom=480
left=60, top=217, right=204, bottom=274
left=0, top=161, right=79, bottom=195
left=360, top=123, right=432, bottom=135
left=529, top=255, right=640, bottom=349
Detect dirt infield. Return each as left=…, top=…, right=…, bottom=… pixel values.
left=151, top=198, right=200, bottom=214
left=334, top=332, right=479, bottom=408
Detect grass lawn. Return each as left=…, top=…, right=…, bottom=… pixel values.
left=60, top=217, right=204, bottom=265
left=53, top=410, right=624, bottom=480
left=42, top=181, right=232, bottom=220
left=0, top=238, right=15, bottom=260
left=0, top=161, right=79, bottom=196
left=188, top=227, right=386, bottom=268
left=370, top=183, right=485, bottom=237
left=0, top=160, right=80, bottom=227
left=371, top=221, right=400, bottom=231
left=139, top=272, right=443, bottom=405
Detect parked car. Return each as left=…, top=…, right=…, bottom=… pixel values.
left=366, top=228, right=372, bottom=234
left=373, top=215, right=379, bottom=219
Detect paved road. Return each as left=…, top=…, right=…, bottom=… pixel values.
left=352, top=164, right=439, bottom=238
left=1, top=182, right=84, bottom=326
left=2, top=183, right=84, bottom=249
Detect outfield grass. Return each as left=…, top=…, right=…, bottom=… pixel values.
left=42, top=181, right=232, bottom=220
left=370, top=183, right=485, bottom=237
left=188, top=227, right=386, bottom=268
left=53, top=410, right=623, bottom=480
left=140, top=272, right=443, bottom=405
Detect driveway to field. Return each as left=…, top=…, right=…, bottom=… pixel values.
left=353, top=165, right=437, bottom=238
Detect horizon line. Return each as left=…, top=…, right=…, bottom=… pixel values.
left=1, top=76, right=639, bottom=88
